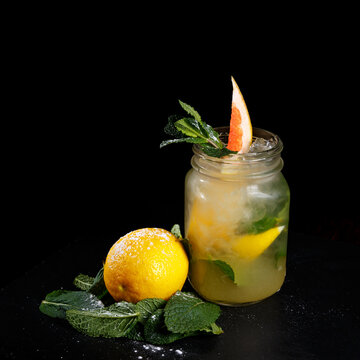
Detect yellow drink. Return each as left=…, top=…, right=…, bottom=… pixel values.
left=185, top=128, right=290, bottom=305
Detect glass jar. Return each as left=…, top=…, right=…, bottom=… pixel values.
left=185, top=127, right=290, bottom=306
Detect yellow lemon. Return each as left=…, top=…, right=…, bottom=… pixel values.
left=104, top=228, right=189, bottom=303
left=232, top=226, right=284, bottom=259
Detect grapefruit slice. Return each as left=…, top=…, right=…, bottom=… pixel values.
left=226, top=76, right=253, bottom=153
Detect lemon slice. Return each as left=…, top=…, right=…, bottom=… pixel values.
left=232, top=226, right=285, bottom=260
left=226, top=76, right=253, bottom=154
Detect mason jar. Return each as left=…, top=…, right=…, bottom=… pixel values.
left=184, top=127, right=290, bottom=306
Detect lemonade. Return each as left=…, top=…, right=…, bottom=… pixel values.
left=160, top=76, right=290, bottom=305
left=185, top=127, right=290, bottom=305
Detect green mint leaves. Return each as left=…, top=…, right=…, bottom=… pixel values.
left=136, top=298, right=167, bottom=324
left=212, top=260, right=235, bottom=282
left=73, top=266, right=109, bottom=301
left=247, top=216, right=279, bottom=235
left=170, top=223, right=183, bottom=239
left=40, top=267, right=223, bottom=345
left=73, top=274, right=94, bottom=291
left=160, top=100, right=236, bottom=158
left=39, top=290, right=104, bottom=319
left=66, top=302, right=139, bottom=338
left=165, top=292, right=221, bottom=333
left=171, top=224, right=235, bottom=284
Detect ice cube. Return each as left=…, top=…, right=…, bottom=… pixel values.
left=248, top=137, right=275, bottom=153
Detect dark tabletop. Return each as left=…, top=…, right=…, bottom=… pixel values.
left=1, top=232, right=359, bottom=360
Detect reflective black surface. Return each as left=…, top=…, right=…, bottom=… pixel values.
left=1, top=232, right=359, bottom=359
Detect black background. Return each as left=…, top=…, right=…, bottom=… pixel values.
left=3, top=13, right=359, bottom=288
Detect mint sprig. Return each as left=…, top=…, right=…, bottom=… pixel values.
left=164, top=291, right=221, bottom=334
left=212, top=260, right=235, bottom=282
left=247, top=216, right=279, bottom=235
left=73, top=266, right=110, bottom=302
left=73, top=274, right=95, bottom=291
left=39, top=290, right=104, bottom=319
left=40, top=289, right=222, bottom=344
left=66, top=302, right=139, bottom=338
left=161, top=100, right=236, bottom=158
left=39, top=225, right=223, bottom=344
left=170, top=223, right=192, bottom=258
left=40, top=262, right=223, bottom=344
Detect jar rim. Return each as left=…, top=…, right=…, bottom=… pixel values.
left=192, top=127, right=283, bottom=163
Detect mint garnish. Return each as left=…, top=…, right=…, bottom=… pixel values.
left=39, top=290, right=104, bottom=319
left=136, top=298, right=166, bottom=324
left=212, top=260, right=235, bottom=282
left=66, top=302, right=139, bottom=338
left=247, top=216, right=279, bottom=234
left=40, top=278, right=222, bottom=345
left=178, top=100, right=203, bottom=125
left=40, top=224, right=223, bottom=345
left=164, top=291, right=221, bottom=333
left=87, top=267, right=109, bottom=300
left=73, top=274, right=94, bottom=291
left=171, top=223, right=192, bottom=258
left=170, top=223, right=183, bottom=239
left=198, top=143, right=235, bottom=158
left=160, top=100, right=236, bottom=158
left=144, top=308, right=196, bottom=345
left=73, top=266, right=109, bottom=301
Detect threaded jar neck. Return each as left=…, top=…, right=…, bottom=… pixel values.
left=191, top=127, right=284, bottom=180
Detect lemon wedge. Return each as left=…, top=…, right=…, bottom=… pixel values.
left=232, top=226, right=285, bottom=260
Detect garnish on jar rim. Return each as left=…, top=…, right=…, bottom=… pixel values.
left=160, top=77, right=253, bottom=157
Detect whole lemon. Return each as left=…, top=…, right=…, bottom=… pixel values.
left=104, top=228, right=189, bottom=303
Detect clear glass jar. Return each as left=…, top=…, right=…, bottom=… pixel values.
left=185, top=127, right=290, bottom=306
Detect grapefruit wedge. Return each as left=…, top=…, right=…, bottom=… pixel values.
left=226, top=77, right=253, bottom=153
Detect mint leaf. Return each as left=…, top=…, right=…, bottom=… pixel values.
left=136, top=298, right=166, bottom=324
left=170, top=224, right=182, bottom=239
left=202, top=322, right=224, bottom=335
left=161, top=102, right=230, bottom=155
left=212, top=260, right=235, bottom=282
left=73, top=274, right=94, bottom=291
left=200, top=144, right=237, bottom=158
left=164, top=114, right=184, bottom=137
left=174, top=118, right=207, bottom=139
left=248, top=216, right=278, bottom=234
left=144, top=309, right=196, bottom=345
left=125, top=322, right=145, bottom=341
left=160, top=137, right=206, bottom=148
left=200, top=122, right=223, bottom=148
left=178, top=100, right=203, bottom=127
left=66, top=302, right=139, bottom=338
left=170, top=224, right=192, bottom=257
left=39, top=290, right=104, bottom=319
left=177, top=101, right=223, bottom=148
left=73, top=267, right=109, bottom=301
left=87, top=267, right=108, bottom=300
left=164, top=291, right=221, bottom=333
